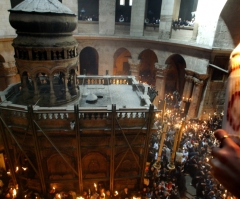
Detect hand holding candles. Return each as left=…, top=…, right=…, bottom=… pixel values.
left=210, top=129, right=240, bottom=198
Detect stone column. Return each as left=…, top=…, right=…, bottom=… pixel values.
left=32, top=76, right=39, bottom=100
left=155, top=63, right=168, bottom=101
left=49, top=75, right=56, bottom=105
left=130, top=0, right=146, bottom=37
left=2, top=62, right=20, bottom=86
left=182, top=73, right=194, bottom=99
left=181, top=74, right=194, bottom=113
left=159, top=0, right=180, bottom=40
left=99, top=0, right=116, bottom=35
left=64, top=75, right=71, bottom=100
left=128, top=58, right=140, bottom=81
left=187, top=77, right=204, bottom=119
left=22, top=75, right=28, bottom=90
left=72, top=72, right=77, bottom=95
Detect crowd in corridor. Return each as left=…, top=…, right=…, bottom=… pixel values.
left=144, top=93, right=233, bottom=199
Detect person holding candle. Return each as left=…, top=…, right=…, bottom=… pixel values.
left=210, top=129, right=240, bottom=198
left=120, top=187, right=130, bottom=199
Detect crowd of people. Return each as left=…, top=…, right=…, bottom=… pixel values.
left=172, top=18, right=195, bottom=29
left=144, top=93, right=235, bottom=199
left=79, top=14, right=99, bottom=21
left=0, top=90, right=238, bottom=199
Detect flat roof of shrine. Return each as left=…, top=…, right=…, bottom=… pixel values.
left=78, top=84, right=148, bottom=108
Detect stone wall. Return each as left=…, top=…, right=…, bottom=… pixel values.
left=0, top=1, right=16, bottom=36
left=75, top=36, right=211, bottom=75
left=195, top=0, right=227, bottom=47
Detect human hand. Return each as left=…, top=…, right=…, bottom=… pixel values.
left=210, top=129, right=240, bottom=198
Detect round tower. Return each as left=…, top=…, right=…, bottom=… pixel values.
left=9, top=0, right=79, bottom=106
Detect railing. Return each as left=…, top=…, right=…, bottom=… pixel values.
left=15, top=46, right=78, bottom=61
left=77, top=75, right=132, bottom=85
left=0, top=103, right=155, bottom=131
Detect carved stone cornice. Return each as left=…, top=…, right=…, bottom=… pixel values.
left=0, top=61, right=18, bottom=76
left=185, top=75, right=194, bottom=82
left=195, top=73, right=209, bottom=81
left=128, top=58, right=140, bottom=66
left=155, top=63, right=168, bottom=71
left=185, top=69, right=195, bottom=76
left=193, top=77, right=204, bottom=86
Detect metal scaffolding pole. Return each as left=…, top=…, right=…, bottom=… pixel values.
left=75, top=105, right=83, bottom=193
left=28, top=105, right=47, bottom=195
left=0, top=115, right=17, bottom=187
left=110, top=104, right=116, bottom=192
left=140, top=104, right=154, bottom=187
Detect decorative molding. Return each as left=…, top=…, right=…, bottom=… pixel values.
left=193, top=77, right=204, bottom=86
left=155, top=63, right=168, bottom=71
left=128, top=58, right=140, bottom=66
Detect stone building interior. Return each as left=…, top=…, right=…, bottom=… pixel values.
left=0, top=0, right=240, bottom=198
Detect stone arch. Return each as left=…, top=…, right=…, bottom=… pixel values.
left=81, top=152, right=108, bottom=192
left=47, top=153, right=75, bottom=179
left=214, top=0, right=240, bottom=48
left=113, top=48, right=131, bottom=75
left=81, top=152, right=107, bottom=178
left=0, top=54, right=5, bottom=63
left=165, top=54, right=186, bottom=97
left=138, top=49, right=158, bottom=86
left=80, top=47, right=99, bottom=75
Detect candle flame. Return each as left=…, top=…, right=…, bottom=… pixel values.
left=13, top=189, right=17, bottom=196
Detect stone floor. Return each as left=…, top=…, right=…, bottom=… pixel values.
left=184, top=175, right=196, bottom=199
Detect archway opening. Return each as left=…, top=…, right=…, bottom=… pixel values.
left=113, top=48, right=131, bottom=75
left=80, top=47, right=99, bottom=75
left=138, top=49, right=158, bottom=86
left=165, top=54, right=186, bottom=97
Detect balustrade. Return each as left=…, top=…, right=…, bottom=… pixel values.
left=15, top=47, right=77, bottom=61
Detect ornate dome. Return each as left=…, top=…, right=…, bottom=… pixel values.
left=9, top=0, right=75, bottom=14
left=9, top=0, right=77, bottom=33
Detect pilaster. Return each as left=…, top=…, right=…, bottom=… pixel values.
left=159, top=0, right=179, bottom=40
left=99, top=0, right=116, bottom=35
left=155, top=63, right=168, bottom=101
left=130, top=0, right=146, bottom=37
left=187, top=77, right=204, bottom=119
left=128, top=58, right=140, bottom=80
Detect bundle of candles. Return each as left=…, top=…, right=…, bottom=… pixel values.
left=223, top=44, right=240, bottom=135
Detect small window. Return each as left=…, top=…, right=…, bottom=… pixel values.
left=120, top=0, right=125, bottom=6
left=129, top=0, right=132, bottom=6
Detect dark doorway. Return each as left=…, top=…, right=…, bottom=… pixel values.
left=138, top=49, right=158, bottom=86
left=80, top=47, right=99, bottom=75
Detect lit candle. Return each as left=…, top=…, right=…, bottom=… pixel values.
left=94, top=183, right=97, bottom=191
left=13, top=189, right=17, bottom=198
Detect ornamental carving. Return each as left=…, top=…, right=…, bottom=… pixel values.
left=185, top=75, right=194, bottom=82
left=193, top=77, right=204, bottom=86
left=155, top=63, right=168, bottom=71
left=0, top=62, right=18, bottom=76
left=128, top=58, right=140, bottom=66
